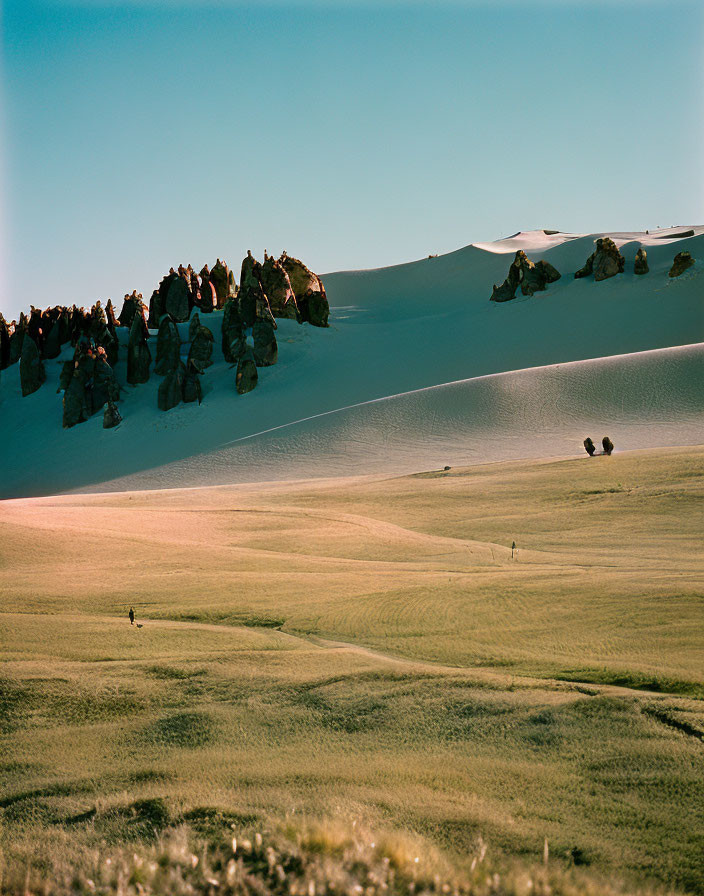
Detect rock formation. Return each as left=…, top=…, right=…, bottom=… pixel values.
left=9, top=314, right=27, bottom=365
left=210, top=259, right=231, bottom=308
left=148, top=290, right=164, bottom=329
left=63, top=365, right=89, bottom=428
left=634, top=248, right=649, bottom=275
left=222, top=297, right=246, bottom=363
left=188, top=325, right=214, bottom=370
left=199, top=265, right=216, bottom=313
left=103, top=399, right=122, bottom=429
left=158, top=361, right=186, bottom=411
left=575, top=238, right=625, bottom=281
left=182, top=360, right=202, bottom=404
left=490, top=251, right=561, bottom=302
left=42, top=321, right=62, bottom=360
left=235, top=346, right=258, bottom=394
left=166, top=275, right=191, bottom=322
left=238, top=251, right=264, bottom=328
left=280, top=253, right=329, bottom=327
left=188, top=313, right=201, bottom=343
left=19, top=335, right=46, bottom=397
left=92, top=350, right=120, bottom=409
left=127, top=309, right=152, bottom=385
left=669, top=251, right=694, bottom=278
left=253, top=318, right=278, bottom=367
left=260, top=256, right=299, bottom=321
left=154, top=316, right=181, bottom=375
left=1, top=314, right=12, bottom=369
left=118, top=291, right=145, bottom=329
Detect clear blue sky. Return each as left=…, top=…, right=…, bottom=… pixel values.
left=2, top=0, right=702, bottom=319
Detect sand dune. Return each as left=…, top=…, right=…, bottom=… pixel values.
left=1, top=228, right=701, bottom=497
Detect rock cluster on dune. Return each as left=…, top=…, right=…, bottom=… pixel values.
left=575, top=237, right=625, bottom=281
left=669, top=251, right=694, bottom=278
left=0, top=248, right=329, bottom=428
left=490, top=250, right=561, bottom=302
left=634, top=248, right=649, bottom=275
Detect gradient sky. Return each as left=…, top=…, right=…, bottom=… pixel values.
left=2, top=0, right=703, bottom=319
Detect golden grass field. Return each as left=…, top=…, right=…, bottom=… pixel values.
left=1, top=446, right=702, bottom=894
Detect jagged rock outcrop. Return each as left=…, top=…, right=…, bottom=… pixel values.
left=158, top=361, right=186, bottom=411
left=148, top=290, right=164, bottom=329
left=154, top=316, right=181, bottom=375
left=490, top=251, right=561, bottom=302
left=105, top=300, right=119, bottom=333
left=253, top=318, right=278, bottom=367
left=127, top=309, right=152, bottom=385
left=9, top=314, right=27, bottom=365
left=19, top=335, right=46, bottom=397
left=634, top=248, right=649, bottom=275
left=63, top=365, right=89, bottom=428
left=92, top=351, right=120, bottom=409
left=188, top=325, right=214, bottom=370
left=236, top=346, right=258, bottom=394
left=182, top=360, right=202, bottom=404
left=118, top=292, right=145, bottom=328
left=238, top=251, right=264, bottom=327
left=103, top=399, right=122, bottom=429
left=42, top=321, right=62, bottom=359
left=222, top=297, right=246, bottom=363
left=280, top=253, right=329, bottom=327
left=260, top=256, right=299, bottom=321
left=669, top=251, right=694, bottom=278
left=1, top=314, right=12, bottom=369
left=575, top=238, right=625, bottom=281
left=210, top=259, right=231, bottom=308
left=166, top=275, right=191, bottom=322
left=199, top=265, right=216, bottom=313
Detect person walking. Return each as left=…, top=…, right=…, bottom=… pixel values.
left=129, top=607, right=135, bottom=625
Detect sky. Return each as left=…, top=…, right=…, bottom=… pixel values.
left=1, top=0, right=703, bottom=319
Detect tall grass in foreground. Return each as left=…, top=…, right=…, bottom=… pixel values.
left=0, top=820, right=678, bottom=896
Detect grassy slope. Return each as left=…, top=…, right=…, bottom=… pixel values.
left=1, top=447, right=702, bottom=893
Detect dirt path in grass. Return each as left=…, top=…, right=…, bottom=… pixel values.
left=7, top=611, right=694, bottom=705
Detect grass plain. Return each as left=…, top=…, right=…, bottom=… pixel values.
left=0, top=446, right=702, bottom=894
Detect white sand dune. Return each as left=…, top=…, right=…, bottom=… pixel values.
left=1, top=227, right=702, bottom=498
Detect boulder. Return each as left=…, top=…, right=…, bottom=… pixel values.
left=154, top=316, right=181, bottom=375
left=118, top=292, right=144, bottom=328
left=92, top=354, right=120, bottom=409
left=63, top=366, right=89, bottom=428
left=105, top=300, right=120, bottom=332
left=634, top=248, right=649, bottom=275
left=58, top=360, right=74, bottom=393
left=127, top=310, right=152, bottom=385
left=222, top=298, right=246, bottom=363
left=166, top=275, right=191, bottom=322
left=280, top=253, right=329, bottom=327
left=0, top=314, right=12, bottom=369
left=235, top=346, right=258, bottom=394
left=158, top=361, right=186, bottom=411
left=188, top=325, right=214, bottom=370
left=103, top=400, right=122, bottom=429
left=210, top=259, right=230, bottom=308
left=199, top=266, right=216, bottom=313
left=9, top=315, right=27, bottom=365
left=238, top=251, right=263, bottom=327
left=19, top=335, right=46, bottom=396
left=669, top=251, right=694, bottom=278
left=182, top=360, right=202, bottom=404
left=42, top=321, right=62, bottom=360
left=490, top=250, right=561, bottom=301
left=147, top=289, right=164, bottom=329
left=575, top=238, right=624, bottom=281
left=253, top=318, right=278, bottom=367
left=260, top=256, right=299, bottom=320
